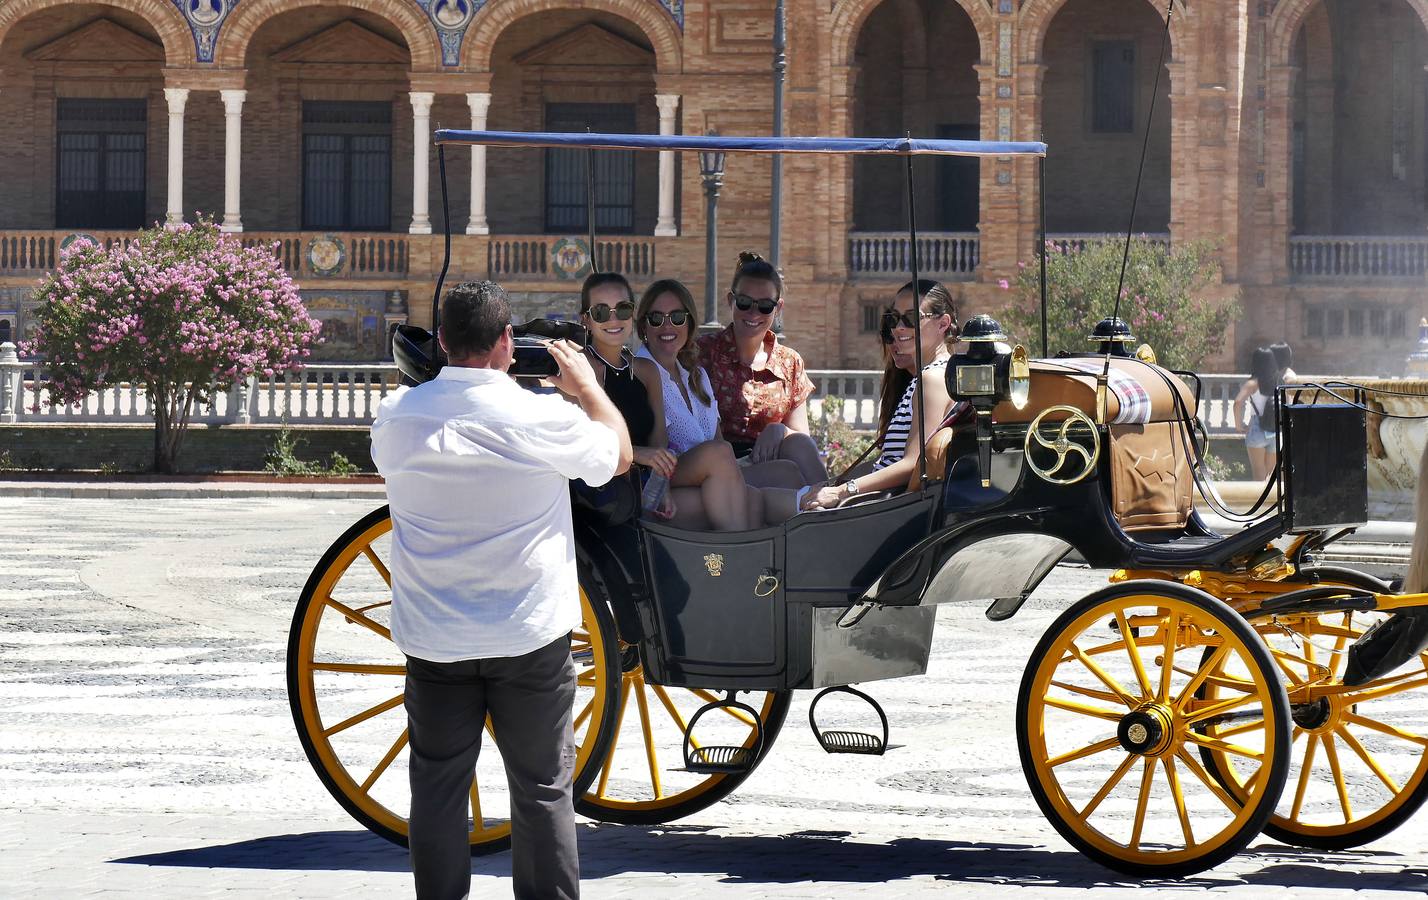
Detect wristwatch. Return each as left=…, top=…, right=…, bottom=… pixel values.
left=844, top=478, right=859, bottom=498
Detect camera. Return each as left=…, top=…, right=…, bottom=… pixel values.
left=510, top=318, right=590, bottom=378
left=390, top=319, right=590, bottom=386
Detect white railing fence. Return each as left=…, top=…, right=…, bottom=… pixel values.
left=0, top=344, right=1317, bottom=438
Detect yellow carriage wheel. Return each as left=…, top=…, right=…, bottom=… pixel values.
left=1197, top=579, right=1428, bottom=850
left=1017, top=582, right=1290, bottom=877
left=287, top=506, right=619, bottom=851
left=573, top=579, right=791, bottom=825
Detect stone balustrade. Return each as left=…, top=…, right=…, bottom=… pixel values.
left=1045, top=232, right=1171, bottom=255
left=847, top=232, right=979, bottom=280
left=0, top=344, right=1262, bottom=438
left=1289, top=235, right=1428, bottom=280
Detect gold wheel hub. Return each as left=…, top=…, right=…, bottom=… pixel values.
left=1117, top=703, right=1176, bottom=757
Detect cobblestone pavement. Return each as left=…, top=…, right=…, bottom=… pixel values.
left=1, top=497, right=1425, bottom=898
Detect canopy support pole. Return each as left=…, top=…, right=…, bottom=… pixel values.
left=906, top=151, right=927, bottom=491
left=1038, top=155, right=1049, bottom=358
left=770, top=0, right=786, bottom=269
left=587, top=139, right=600, bottom=274
left=429, top=145, right=453, bottom=378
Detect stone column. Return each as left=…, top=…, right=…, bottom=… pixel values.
left=409, top=91, right=435, bottom=235
left=163, top=87, right=189, bottom=226
left=654, top=93, right=680, bottom=236
left=465, top=92, right=491, bottom=235
left=0, top=341, right=20, bottom=424
left=220, top=90, right=247, bottom=233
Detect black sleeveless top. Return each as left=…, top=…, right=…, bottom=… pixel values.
left=591, top=348, right=655, bottom=446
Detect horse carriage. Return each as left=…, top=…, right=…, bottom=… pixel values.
left=286, top=129, right=1428, bottom=878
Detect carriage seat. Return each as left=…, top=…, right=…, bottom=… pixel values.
left=968, top=359, right=1198, bottom=532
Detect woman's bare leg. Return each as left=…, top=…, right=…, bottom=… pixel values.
left=760, top=487, right=801, bottom=525
left=745, top=485, right=765, bottom=530
left=741, top=458, right=805, bottom=489
left=779, top=431, right=827, bottom=484
left=1247, top=446, right=1272, bottom=482
left=667, top=486, right=708, bottom=530
left=672, top=440, right=749, bottom=530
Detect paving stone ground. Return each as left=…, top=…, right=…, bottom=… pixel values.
left=1, top=497, right=1425, bottom=898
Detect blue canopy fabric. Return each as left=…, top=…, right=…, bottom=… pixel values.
left=434, top=129, right=1046, bottom=158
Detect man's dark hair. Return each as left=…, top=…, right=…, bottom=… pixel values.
left=440, top=281, right=511, bottom=359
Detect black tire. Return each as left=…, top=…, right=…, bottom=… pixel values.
left=1017, top=581, right=1291, bottom=878
left=288, top=506, right=621, bottom=852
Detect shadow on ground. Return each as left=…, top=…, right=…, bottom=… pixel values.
left=111, top=824, right=1428, bottom=891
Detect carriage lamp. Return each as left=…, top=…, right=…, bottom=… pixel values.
left=1089, top=316, right=1137, bottom=357
left=949, top=314, right=1028, bottom=487
left=699, top=131, right=727, bottom=328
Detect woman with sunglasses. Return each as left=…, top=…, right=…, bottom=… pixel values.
left=578, top=272, right=678, bottom=517
left=696, top=251, right=826, bottom=489
left=802, top=279, right=959, bottom=511
left=633, top=279, right=793, bottom=529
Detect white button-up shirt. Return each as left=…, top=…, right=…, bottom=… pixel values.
left=371, top=366, right=620, bottom=662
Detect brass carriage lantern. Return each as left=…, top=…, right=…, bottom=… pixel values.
left=699, top=131, right=727, bottom=329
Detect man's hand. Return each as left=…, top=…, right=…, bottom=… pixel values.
left=546, top=340, right=600, bottom=398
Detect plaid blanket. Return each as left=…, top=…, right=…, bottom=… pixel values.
left=1053, top=359, right=1154, bottom=425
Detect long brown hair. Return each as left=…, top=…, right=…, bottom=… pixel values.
left=636, top=278, right=711, bottom=406
left=875, top=279, right=960, bottom=440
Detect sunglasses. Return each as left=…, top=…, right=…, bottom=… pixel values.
left=585, top=301, right=635, bottom=323
left=644, top=310, right=690, bottom=327
left=882, top=309, right=938, bottom=330
left=732, top=293, right=778, bottom=315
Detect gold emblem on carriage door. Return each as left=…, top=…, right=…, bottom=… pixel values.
left=703, top=553, right=724, bottom=577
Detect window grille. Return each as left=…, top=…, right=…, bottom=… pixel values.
left=1091, top=42, right=1135, bottom=134
left=544, top=103, right=637, bottom=234
left=55, top=98, right=147, bottom=229
left=302, top=101, right=392, bottom=231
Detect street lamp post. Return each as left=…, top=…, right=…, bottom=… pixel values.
left=699, top=132, right=727, bottom=328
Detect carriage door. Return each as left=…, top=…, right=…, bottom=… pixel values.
left=639, top=524, right=786, bottom=683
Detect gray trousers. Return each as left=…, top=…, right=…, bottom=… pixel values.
left=404, top=636, right=579, bottom=900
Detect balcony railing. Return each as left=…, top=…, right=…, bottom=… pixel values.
left=488, top=237, right=658, bottom=280
left=848, top=232, right=979, bottom=280
left=1289, top=235, right=1428, bottom=280
left=1046, top=233, right=1171, bottom=254
left=0, top=229, right=408, bottom=280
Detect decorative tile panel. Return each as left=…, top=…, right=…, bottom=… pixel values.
left=171, top=0, right=236, bottom=63
left=997, top=107, right=1012, bottom=142
left=414, top=0, right=484, bottom=67
left=997, top=23, right=1012, bottom=77
left=659, top=1, right=685, bottom=30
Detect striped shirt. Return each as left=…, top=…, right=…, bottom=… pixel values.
left=873, top=357, right=948, bottom=471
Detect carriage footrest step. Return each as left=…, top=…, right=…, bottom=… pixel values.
left=808, top=685, right=890, bottom=756
left=816, top=729, right=885, bottom=755
left=684, top=745, right=757, bottom=774
left=682, top=692, right=766, bottom=775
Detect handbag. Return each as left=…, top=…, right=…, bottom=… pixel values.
left=571, top=469, right=641, bottom=527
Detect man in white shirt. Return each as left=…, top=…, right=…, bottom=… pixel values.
left=371, top=280, right=631, bottom=900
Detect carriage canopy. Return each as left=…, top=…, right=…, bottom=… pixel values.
left=433, top=130, right=1047, bottom=158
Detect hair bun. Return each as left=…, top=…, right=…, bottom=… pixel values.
left=737, top=250, right=765, bottom=266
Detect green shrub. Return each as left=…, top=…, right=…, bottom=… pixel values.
left=812, top=396, right=875, bottom=477
left=264, top=425, right=359, bottom=478
left=1000, top=238, right=1240, bottom=370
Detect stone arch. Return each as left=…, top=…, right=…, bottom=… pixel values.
left=0, top=0, right=194, bottom=66
left=215, top=0, right=439, bottom=70
left=1269, top=0, right=1428, bottom=65
left=1019, top=0, right=1185, bottom=63
left=831, top=0, right=995, bottom=67
left=463, top=0, right=682, bottom=73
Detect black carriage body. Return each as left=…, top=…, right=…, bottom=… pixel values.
left=577, top=366, right=1371, bottom=695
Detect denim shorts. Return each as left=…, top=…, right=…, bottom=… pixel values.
left=1245, top=417, right=1276, bottom=450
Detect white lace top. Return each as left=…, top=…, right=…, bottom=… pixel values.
left=635, top=344, right=721, bottom=455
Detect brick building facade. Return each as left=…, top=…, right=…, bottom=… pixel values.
left=0, top=0, right=1425, bottom=371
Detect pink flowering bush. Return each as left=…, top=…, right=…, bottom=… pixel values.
left=24, top=220, right=321, bottom=473
left=1000, top=237, right=1239, bottom=371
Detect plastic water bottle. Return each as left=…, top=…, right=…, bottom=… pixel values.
left=641, top=471, right=670, bottom=513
